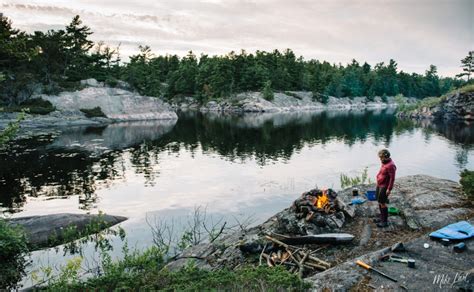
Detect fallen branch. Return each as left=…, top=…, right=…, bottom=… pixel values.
left=259, top=243, right=268, bottom=266
left=298, top=251, right=310, bottom=278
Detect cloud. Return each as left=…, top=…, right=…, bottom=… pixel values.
left=1, top=0, right=472, bottom=76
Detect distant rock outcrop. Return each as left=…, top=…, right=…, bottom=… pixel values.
left=174, top=92, right=399, bottom=113
left=398, top=86, right=474, bottom=121
left=38, top=79, right=177, bottom=124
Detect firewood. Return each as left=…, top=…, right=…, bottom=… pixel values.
left=298, top=251, right=310, bottom=278
left=262, top=253, right=274, bottom=267
left=305, top=261, right=327, bottom=270
left=259, top=243, right=268, bottom=266
left=307, top=255, right=331, bottom=268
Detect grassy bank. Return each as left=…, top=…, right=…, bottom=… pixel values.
left=41, top=245, right=309, bottom=291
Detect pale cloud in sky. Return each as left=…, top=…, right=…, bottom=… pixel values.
left=1, top=0, right=473, bottom=76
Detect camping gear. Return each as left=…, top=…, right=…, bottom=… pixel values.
left=441, top=238, right=451, bottom=246
left=391, top=242, right=406, bottom=252
left=388, top=255, right=416, bottom=268
left=453, top=242, right=467, bottom=253
left=271, top=232, right=354, bottom=245
left=429, top=221, right=474, bottom=240
left=388, top=207, right=400, bottom=215
left=423, top=243, right=430, bottom=249
left=350, top=198, right=366, bottom=205
left=352, top=188, right=359, bottom=196
left=356, top=260, right=398, bottom=282
left=366, top=190, right=377, bottom=201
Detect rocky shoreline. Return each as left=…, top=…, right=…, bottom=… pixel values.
left=165, top=175, right=473, bottom=291
left=1, top=82, right=404, bottom=131
left=174, top=91, right=400, bottom=113
left=397, top=87, right=474, bottom=122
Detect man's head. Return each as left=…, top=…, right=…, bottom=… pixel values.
left=378, top=149, right=391, bottom=162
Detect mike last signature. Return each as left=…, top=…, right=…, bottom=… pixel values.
left=432, top=272, right=471, bottom=288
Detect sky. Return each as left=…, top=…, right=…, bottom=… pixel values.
left=1, top=0, right=473, bottom=77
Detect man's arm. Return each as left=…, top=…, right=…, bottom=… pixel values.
left=387, top=165, right=396, bottom=195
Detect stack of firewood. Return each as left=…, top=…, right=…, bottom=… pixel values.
left=260, top=235, right=331, bottom=278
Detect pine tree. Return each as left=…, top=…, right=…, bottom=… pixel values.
left=457, top=51, right=474, bottom=81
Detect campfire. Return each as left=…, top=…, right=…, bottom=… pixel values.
left=275, top=187, right=347, bottom=234
left=315, top=189, right=330, bottom=210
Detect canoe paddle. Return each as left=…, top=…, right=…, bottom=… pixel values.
left=356, top=260, right=398, bottom=282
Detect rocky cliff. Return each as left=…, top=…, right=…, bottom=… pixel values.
left=398, top=86, right=474, bottom=121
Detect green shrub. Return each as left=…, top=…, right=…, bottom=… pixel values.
left=80, top=107, right=107, bottom=118
left=3, top=98, right=55, bottom=115
left=0, top=111, right=25, bottom=145
left=313, top=92, right=329, bottom=104
left=0, top=218, right=29, bottom=290
left=105, top=77, right=119, bottom=88
left=262, top=80, right=274, bottom=101
left=20, top=98, right=56, bottom=115
left=460, top=169, right=474, bottom=198
left=284, top=91, right=302, bottom=100
left=340, top=167, right=373, bottom=188
left=381, top=94, right=388, bottom=103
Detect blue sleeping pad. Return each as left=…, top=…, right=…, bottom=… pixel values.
left=429, top=221, right=474, bottom=240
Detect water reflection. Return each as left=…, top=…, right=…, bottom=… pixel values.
left=0, top=110, right=473, bottom=213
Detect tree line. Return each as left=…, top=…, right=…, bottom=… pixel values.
left=0, top=14, right=470, bottom=106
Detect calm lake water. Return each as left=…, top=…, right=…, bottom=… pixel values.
left=1, top=109, right=474, bottom=286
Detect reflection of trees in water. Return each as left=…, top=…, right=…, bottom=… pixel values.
left=145, top=110, right=399, bottom=165
left=402, top=119, right=473, bottom=171
left=0, top=136, right=125, bottom=212
left=2, top=111, right=473, bottom=213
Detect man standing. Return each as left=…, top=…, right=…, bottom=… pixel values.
left=374, top=149, right=396, bottom=228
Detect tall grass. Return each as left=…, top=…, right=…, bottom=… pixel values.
left=340, top=167, right=373, bottom=188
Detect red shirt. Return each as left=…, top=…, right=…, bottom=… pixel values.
left=376, top=158, right=396, bottom=191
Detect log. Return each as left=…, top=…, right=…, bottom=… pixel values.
left=298, top=251, right=310, bottom=278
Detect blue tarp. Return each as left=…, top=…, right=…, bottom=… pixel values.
left=429, top=221, right=474, bottom=240
left=351, top=198, right=366, bottom=205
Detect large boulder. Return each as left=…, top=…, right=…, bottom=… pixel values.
left=8, top=213, right=127, bottom=250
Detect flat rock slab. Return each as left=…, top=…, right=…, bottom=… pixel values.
left=340, top=175, right=472, bottom=230
left=307, top=218, right=474, bottom=291
left=8, top=213, right=127, bottom=250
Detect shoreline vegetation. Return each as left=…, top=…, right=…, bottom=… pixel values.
left=0, top=15, right=468, bottom=114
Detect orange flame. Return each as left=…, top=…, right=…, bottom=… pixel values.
left=316, top=189, right=329, bottom=209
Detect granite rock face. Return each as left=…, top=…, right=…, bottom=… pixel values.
left=174, top=91, right=400, bottom=113
left=41, top=83, right=177, bottom=122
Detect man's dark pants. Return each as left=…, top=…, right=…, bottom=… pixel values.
left=376, top=186, right=389, bottom=223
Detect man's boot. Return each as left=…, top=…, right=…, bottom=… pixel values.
left=373, top=205, right=383, bottom=223
left=376, top=207, right=389, bottom=228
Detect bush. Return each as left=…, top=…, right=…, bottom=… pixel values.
left=105, top=77, right=119, bottom=88
left=0, top=218, right=29, bottom=290
left=381, top=94, right=388, bottom=103
left=313, top=92, right=329, bottom=104
left=80, top=107, right=107, bottom=118
left=20, top=98, right=56, bottom=115
left=284, top=91, right=302, bottom=100
left=3, top=98, right=55, bottom=115
left=460, top=169, right=474, bottom=198
left=262, top=80, right=274, bottom=101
